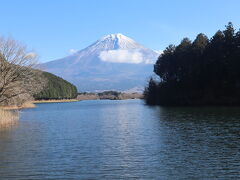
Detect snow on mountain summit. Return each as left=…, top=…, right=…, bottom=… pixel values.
left=86, top=33, right=145, bottom=52
left=98, top=33, right=144, bottom=50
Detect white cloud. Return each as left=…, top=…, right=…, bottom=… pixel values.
left=99, top=49, right=145, bottom=64
left=69, top=49, right=77, bottom=54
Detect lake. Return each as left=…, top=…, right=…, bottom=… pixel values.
left=0, top=99, right=239, bottom=179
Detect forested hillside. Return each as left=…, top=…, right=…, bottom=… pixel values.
left=145, top=22, right=240, bottom=106
left=34, top=72, right=78, bottom=100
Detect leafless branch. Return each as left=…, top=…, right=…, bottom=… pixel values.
left=0, top=37, right=46, bottom=106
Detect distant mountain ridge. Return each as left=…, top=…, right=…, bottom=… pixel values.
left=41, top=34, right=159, bottom=91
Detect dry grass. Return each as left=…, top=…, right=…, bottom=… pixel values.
left=21, top=101, right=36, bottom=108
left=0, top=109, right=18, bottom=128
left=0, top=101, right=36, bottom=110
left=33, top=99, right=79, bottom=104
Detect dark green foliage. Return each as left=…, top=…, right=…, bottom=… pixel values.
left=145, top=22, right=240, bottom=106
left=144, top=78, right=158, bottom=105
left=34, top=71, right=78, bottom=100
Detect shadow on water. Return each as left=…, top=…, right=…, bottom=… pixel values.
left=151, top=106, right=240, bottom=179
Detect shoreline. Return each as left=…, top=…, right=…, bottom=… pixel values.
left=0, top=102, right=36, bottom=110
left=1, top=97, right=143, bottom=110
left=77, top=92, right=143, bottom=101
left=33, top=99, right=79, bottom=104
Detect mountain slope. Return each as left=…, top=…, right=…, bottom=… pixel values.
left=41, top=34, right=159, bottom=91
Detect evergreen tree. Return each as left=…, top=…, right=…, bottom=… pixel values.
left=34, top=72, right=78, bottom=100
left=145, top=22, right=240, bottom=106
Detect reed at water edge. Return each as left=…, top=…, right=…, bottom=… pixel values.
left=0, top=109, right=19, bottom=128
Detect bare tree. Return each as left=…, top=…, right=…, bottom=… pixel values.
left=0, top=37, right=46, bottom=106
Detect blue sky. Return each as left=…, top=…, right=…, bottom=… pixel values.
left=0, top=0, right=240, bottom=62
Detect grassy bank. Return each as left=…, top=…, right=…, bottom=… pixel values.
left=33, top=99, right=79, bottom=104
left=0, top=109, right=18, bottom=128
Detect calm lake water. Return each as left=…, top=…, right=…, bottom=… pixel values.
left=0, top=99, right=240, bottom=179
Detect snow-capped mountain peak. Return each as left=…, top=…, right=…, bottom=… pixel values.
left=91, top=33, right=144, bottom=50
left=42, top=34, right=159, bottom=91
left=100, top=33, right=134, bottom=43
left=100, top=33, right=126, bottom=40
left=71, top=33, right=158, bottom=64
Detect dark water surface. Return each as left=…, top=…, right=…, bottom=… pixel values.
left=0, top=100, right=239, bottom=179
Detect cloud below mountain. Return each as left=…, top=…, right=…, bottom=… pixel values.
left=99, top=49, right=150, bottom=64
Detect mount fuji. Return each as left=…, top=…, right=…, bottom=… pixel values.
left=41, top=34, right=159, bottom=91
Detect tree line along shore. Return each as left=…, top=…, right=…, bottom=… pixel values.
left=77, top=91, right=143, bottom=101
left=144, top=22, right=240, bottom=106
